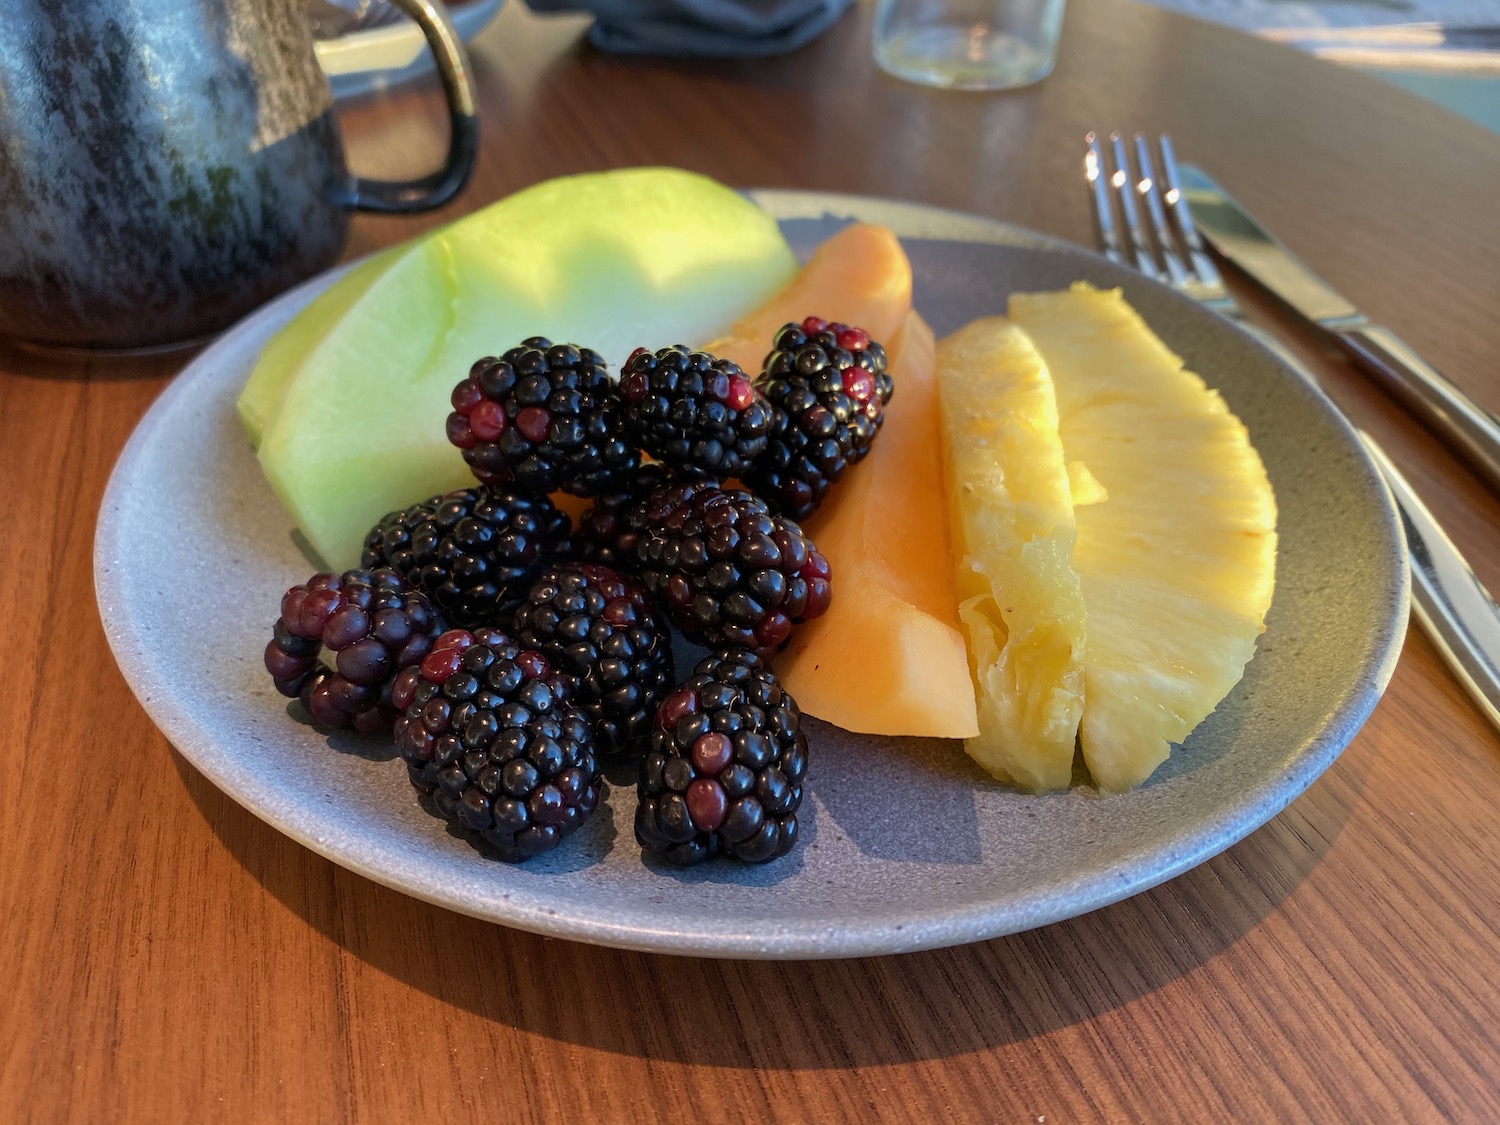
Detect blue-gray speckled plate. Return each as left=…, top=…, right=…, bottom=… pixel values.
left=94, top=193, right=1409, bottom=959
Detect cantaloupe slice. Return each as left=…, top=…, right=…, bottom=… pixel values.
left=777, top=311, right=978, bottom=739
left=703, top=222, right=912, bottom=374
left=858, top=314, right=957, bottom=626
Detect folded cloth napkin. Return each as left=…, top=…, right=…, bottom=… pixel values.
left=525, top=0, right=854, bottom=56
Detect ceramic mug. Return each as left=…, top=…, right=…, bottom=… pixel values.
left=0, top=0, right=478, bottom=351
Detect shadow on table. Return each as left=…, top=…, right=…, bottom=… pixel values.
left=174, top=737, right=1372, bottom=1067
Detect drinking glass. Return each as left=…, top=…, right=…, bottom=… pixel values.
left=873, top=0, right=1066, bottom=90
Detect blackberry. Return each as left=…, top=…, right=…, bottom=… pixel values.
left=576, top=468, right=721, bottom=572
left=635, top=475, right=720, bottom=526
left=745, top=317, right=893, bottom=520
left=361, top=484, right=572, bottom=628
left=511, top=564, right=674, bottom=756
left=618, top=346, right=773, bottom=480
left=446, top=337, right=639, bottom=496
left=392, top=629, right=600, bottom=861
left=575, top=462, right=677, bottom=570
left=636, top=486, right=832, bottom=660
left=636, top=650, right=807, bottom=865
left=265, top=568, right=442, bottom=732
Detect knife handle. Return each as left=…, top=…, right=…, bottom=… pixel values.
left=1360, top=434, right=1500, bottom=734
left=1241, top=320, right=1500, bottom=732
left=1338, top=323, right=1500, bottom=495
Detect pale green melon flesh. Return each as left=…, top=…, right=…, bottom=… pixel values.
left=255, top=168, right=798, bottom=567
left=238, top=245, right=403, bottom=448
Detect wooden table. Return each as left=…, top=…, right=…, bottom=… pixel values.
left=5, top=0, right=1499, bottom=1119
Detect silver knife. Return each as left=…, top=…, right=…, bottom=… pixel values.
left=1209, top=317, right=1500, bottom=734
left=1178, top=164, right=1500, bottom=495
left=1362, top=436, right=1500, bottom=731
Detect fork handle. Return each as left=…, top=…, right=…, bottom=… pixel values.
left=1360, top=434, right=1500, bottom=733
left=1336, top=323, right=1500, bottom=495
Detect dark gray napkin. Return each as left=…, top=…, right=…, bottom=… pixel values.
left=525, top=0, right=854, bottom=57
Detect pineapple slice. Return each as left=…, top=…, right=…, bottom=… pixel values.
left=1010, top=284, right=1278, bottom=792
left=936, top=317, right=1085, bottom=793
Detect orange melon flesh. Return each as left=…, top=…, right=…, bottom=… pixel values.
left=860, top=314, right=953, bottom=621
left=777, top=311, right=978, bottom=739
left=550, top=491, right=593, bottom=526
left=703, top=223, right=913, bottom=374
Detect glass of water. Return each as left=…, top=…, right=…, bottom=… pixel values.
left=873, top=0, right=1066, bottom=90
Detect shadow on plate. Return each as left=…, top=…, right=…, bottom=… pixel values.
left=285, top=700, right=401, bottom=763
left=171, top=735, right=1372, bottom=1068
left=809, top=720, right=986, bottom=865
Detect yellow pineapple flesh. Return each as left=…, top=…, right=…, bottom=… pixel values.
left=1009, top=284, right=1278, bottom=792
left=936, top=317, right=1085, bottom=793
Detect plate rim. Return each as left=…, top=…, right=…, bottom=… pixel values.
left=94, top=190, right=1410, bottom=958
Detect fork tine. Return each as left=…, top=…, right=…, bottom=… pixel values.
left=1157, top=135, right=1225, bottom=289
left=1132, top=135, right=1190, bottom=288
left=1085, top=131, right=1238, bottom=315
left=1084, top=132, right=1125, bottom=266
left=1108, top=132, right=1163, bottom=281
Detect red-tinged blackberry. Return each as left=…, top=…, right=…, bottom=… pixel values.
left=511, top=564, right=674, bottom=756
left=745, top=317, right=893, bottom=520
left=635, top=486, right=832, bottom=660
left=446, top=337, right=639, bottom=497
left=618, top=345, right=773, bottom=480
left=575, top=462, right=677, bottom=570
left=635, top=650, right=807, bottom=865
left=392, top=628, right=600, bottom=862
left=361, top=484, right=573, bottom=628
left=265, top=568, right=443, bottom=732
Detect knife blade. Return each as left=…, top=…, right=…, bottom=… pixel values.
left=1178, top=163, right=1500, bottom=495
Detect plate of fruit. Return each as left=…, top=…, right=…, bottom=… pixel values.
left=95, top=169, right=1408, bottom=958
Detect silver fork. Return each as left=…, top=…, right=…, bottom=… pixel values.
left=1086, top=133, right=1231, bottom=310
left=1085, top=132, right=1500, bottom=733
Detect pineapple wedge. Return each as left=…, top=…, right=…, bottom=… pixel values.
left=936, top=317, right=1086, bottom=793
left=1010, top=284, right=1278, bottom=792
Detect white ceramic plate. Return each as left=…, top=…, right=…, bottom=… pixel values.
left=95, top=192, right=1408, bottom=959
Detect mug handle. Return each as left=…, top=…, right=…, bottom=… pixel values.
left=345, top=0, right=480, bottom=213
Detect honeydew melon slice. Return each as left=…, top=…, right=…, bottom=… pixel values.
left=238, top=245, right=404, bottom=448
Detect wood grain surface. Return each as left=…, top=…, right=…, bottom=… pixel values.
left=4, top=0, right=1499, bottom=1120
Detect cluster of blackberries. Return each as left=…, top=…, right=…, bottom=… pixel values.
left=265, top=321, right=892, bottom=868
left=447, top=326, right=891, bottom=523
